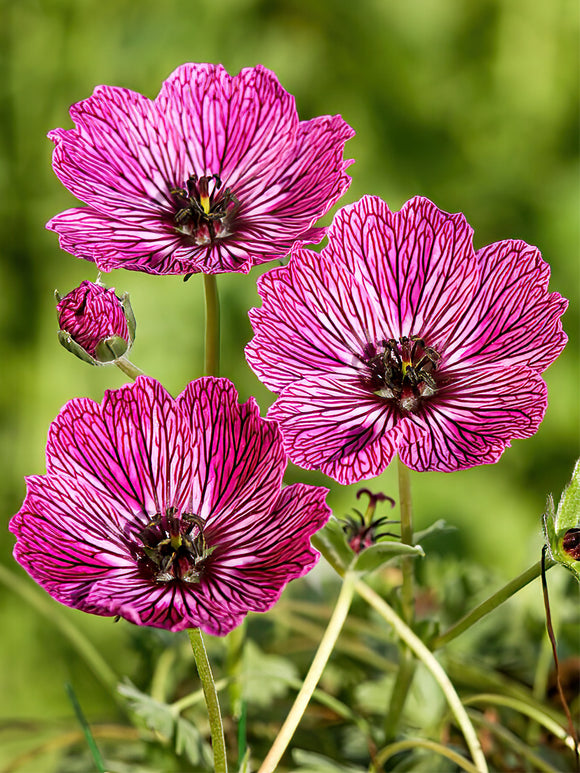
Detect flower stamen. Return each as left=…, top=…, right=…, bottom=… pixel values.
left=137, top=508, right=214, bottom=585
left=171, top=174, right=239, bottom=246
left=361, top=335, right=441, bottom=413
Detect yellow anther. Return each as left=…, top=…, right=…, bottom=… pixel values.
left=200, top=194, right=211, bottom=214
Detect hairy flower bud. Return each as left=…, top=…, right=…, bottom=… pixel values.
left=56, top=280, right=136, bottom=365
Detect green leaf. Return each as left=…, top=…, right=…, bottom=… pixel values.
left=242, top=640, right=298, bottom=708
left=175, top=716, right=211, bottom=766
left=352, top=540, right=424, bottom=575
left=118, top=680, right=174, bottom=738
left=413, top=519, right=455, bottom=543
left=543, top=458, right=580, bottom=581
left=312, top=517, right=354, bottom=573
left=237, top=748, right=251, bottom=773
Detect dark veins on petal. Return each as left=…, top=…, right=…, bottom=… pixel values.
left=127, top=508, right=215, bottom=585
left=359, top=335, right=442, bottom=414
left=170, top=174, right=240, bottom=246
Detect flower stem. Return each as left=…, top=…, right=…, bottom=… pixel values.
left=257, top=572, right=356, bottom=773
left=432, top=557, right=555, bottom=650
left=383, top=648, right=416, bottom=741
left=187, top=628, right=228, bottom=773
left=373, top=737, right=480, bottom=773
left=203, top=274, right=220, bottom=377
left=355, top=580, right=488, bottom=773
left=382, top=457, right=416, bottom=740
left=397, top=456, right=414, bottom=625
left=115, top=356, right=145, bottom=380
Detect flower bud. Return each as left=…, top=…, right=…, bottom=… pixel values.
left=55, top=280, right=136, bottom=365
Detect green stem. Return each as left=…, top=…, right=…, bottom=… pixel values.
left=187, top=628, right=228, bottom=773
left=257, top=572, right=357, bottom=773
left=170, top=678, right=229, bottom=716
left=150, top=647, right=176, bottom=704
left=462, top=694, right=579, bottom=754
left=467, top=709, right=560, bottom=773
left=355, top=580, right=488, bottom=773
left=432, top=557, right=555, bottom=650
left=383, top=649, right=416, bottom=742
left=203, top=274, right=220, bottom=377
left=114, top=356, right=145, bottom=380
left=373, top=737, right=479, bottom=773
left=382, top=458, right=416, bottom=740
left=397, top=456, right=415, bottom=625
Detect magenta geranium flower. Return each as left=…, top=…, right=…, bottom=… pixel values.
left=56, top=280, right=135, bottom=364
left=246, top=196, right=568, bottom=484
left=10, top=377, right=330, bottom=634
left=46, top=63, right=354, bottom=276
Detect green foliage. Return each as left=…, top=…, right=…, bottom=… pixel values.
left=117, top=680, right=212, bottom=767
left=242, top=640, right=299, bottom=708
left=543, top=458, right=580, bottom=580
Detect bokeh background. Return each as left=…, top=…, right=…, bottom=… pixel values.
left=0, top=0, right=578, bottom=769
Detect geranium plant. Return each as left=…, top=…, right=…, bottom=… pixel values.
left=7, top=63, right=578, bottom=773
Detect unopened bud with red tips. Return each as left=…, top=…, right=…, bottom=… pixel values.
left=55, top=280, right=136, bottom=365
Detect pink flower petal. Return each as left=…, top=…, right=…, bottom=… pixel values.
left=445, top=239, right=568, bottom=371
left=47, top=207, right=200, bottom=275
left=267, top=374, right=413, bottom=482
left=176, top=378, right=286, bottom=527
left=324, top=196, right=479, bottom=347
left=157, top=63, right=298, bottom=188
left=399, top=364, right=548, bottom=472
left=46, top=377, right=193, bottom=516
left=204, top=484, right=330, bottom=613
left=49, top=85, right=181, bottom=216
left=247, top=249, right=386, bottom=392
left=10, top=474, right=135, bottom=613
left=237, top=114, right=354, bottom=245
left=85, top=574, right=243, bottom=634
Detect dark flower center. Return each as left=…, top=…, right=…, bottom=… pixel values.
left=360, top=335, right=441, bottom=413
left=171, top=174, right=239, bottom=246
left=136, top=508, right=214, bottom=585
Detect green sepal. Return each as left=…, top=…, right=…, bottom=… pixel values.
left=312, top=517, right=354, bottom=573
left=120, top=291, right=137, bottom=343
left=352, top=539, right=424, bottom=576
left=542, top=457, right=580, bottom=582
left=95, top=335, right=129, bottom=362
left=57, top=330, right=97, bottom=366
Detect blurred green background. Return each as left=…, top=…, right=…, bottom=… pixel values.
left=0, top=0, right=578, bottom=768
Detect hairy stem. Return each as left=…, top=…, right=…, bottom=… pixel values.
left=433, top=557, right=555, bottom=650
left=204, top=274, right=220, bottom=377
left=355, top=580, right=488, bottom=773
left=258, top=573, right=356, bottom=773
left=187, top=628, right=228, bottom=773
left=115, top=356, right=145, bottom=380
